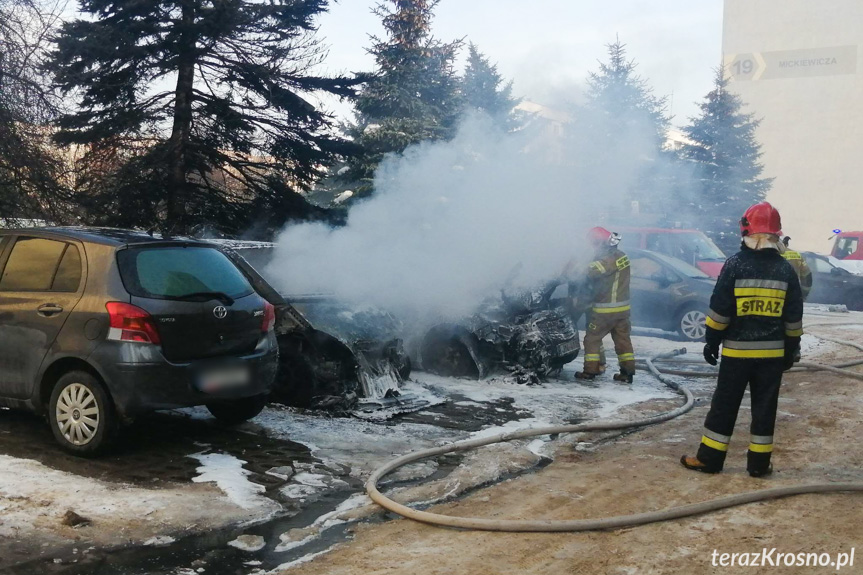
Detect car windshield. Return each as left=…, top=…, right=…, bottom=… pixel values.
left=809, top=255, right=835, bottom=274
left=648, top=251, right=711, bottom=279
left=673, top=232, right=726, bottom=260
left=117, top=246, right=254, bottom=300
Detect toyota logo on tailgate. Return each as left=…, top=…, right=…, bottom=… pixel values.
left=213, top=305, right=228, bottom=319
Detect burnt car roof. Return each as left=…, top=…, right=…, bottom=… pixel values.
left=0, top=226, right=212, bottom=247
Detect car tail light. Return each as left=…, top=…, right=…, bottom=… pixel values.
left=261, top=302, right=275, bottom=333
left=106, top=302, right=162, bottom=344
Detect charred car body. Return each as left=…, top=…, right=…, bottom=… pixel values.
left=214, top=241, right=416, bottom=412
left=418, top=281, right=580, bottom=381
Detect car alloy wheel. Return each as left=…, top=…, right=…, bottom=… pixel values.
left=680, top=310, right=707, bottom=341
left=55, top=382, right=100, bottom=446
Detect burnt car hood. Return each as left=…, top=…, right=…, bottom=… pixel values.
left=419, top=282, right=581, bottom=380
left=282, top=295, right=415, bottom=410
left=286, top=295, right=406, bottom=344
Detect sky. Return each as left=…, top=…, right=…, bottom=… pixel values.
left=314, top=0, right=725, bottom=127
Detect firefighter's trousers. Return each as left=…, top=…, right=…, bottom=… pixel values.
left=570, top=306, right=607, bottom=369
left=582, top=310, right=634, bottom=375
left=697, top=356, right=784, bottom=474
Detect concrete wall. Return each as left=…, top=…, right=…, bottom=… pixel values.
left=723, top=0, right=863, bottom=252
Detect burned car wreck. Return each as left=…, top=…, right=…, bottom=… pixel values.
left=419, top=281, right=580, bottom=383
left=214, top=241, right=419, bottom=414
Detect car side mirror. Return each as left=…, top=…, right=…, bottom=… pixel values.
left=830, top=267, right=843, bottom=276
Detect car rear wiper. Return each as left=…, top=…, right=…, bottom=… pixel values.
left=174, top=291, right=235, bottom=305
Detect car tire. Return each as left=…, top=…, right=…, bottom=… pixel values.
left=676, top=304, right=708, bottom=342
left=49, top=371, right=117, bottom=456
left=206, top=394, right=268, bottom=426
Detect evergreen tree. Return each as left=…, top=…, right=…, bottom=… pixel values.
left=584, top=38, right=669, bottom=150
left=578, top=38, right=671, bottom=215
left=347, top=0, right=462, bottom=197
left=461, top=42, right=519, bottom=129
left=51, top=0, right=358, bottom=235
left=682, top=69, right=773, bottom=253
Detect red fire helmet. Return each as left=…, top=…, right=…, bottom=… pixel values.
left=740, top=202, right=782, bottom=236
left=587, top=226, right=612, bottom=246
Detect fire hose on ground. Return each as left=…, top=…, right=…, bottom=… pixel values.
left=365, top=333, right=863, bottom=533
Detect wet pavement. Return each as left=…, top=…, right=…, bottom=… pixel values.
left=0, top=408, right=315, bottom=492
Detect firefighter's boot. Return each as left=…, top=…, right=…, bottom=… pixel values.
left=574, top=371, right=597, bottom=381
left=613, top=370, right=633, bottom=384
left=680, top=455, right=720, bottom=474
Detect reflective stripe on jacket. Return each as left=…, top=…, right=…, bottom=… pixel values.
left=705, top=245, right=804, bottom=358
left=587, top=248, right=631, bottom=313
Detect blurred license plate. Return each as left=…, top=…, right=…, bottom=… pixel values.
left=198, top=365, right=250, bottom=392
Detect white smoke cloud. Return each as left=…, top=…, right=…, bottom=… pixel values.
left=266, top=109, right=673, bottom=322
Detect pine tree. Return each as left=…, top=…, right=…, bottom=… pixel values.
left=51, top=0, right=358, bottom=235
left=461, top=43, right=519, bottom=130
left=682, top=69, right=773, bottom=253
left=578, top=38, right=671, bottom=215
left=584, top=38, right=669, bottom=150
left=346, top=0, right=462, bottom=197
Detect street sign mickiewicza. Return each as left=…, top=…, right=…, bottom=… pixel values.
left=724, top=45, right=858, bottom=81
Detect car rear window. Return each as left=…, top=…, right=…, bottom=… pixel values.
left=0, top=237, right=82, bottom=292
left=117, top=246, right=254, bottom=300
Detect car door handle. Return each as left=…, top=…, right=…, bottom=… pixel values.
left=37, top=304, right=64, bottom=317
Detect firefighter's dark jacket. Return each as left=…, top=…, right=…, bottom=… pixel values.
left=705, top=245, right=804, bottom=358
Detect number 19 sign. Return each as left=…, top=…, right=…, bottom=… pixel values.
left=725, top=46, right=857, bottom=82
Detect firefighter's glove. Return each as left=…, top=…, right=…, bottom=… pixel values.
left=703, top=343, right=719, bottom=366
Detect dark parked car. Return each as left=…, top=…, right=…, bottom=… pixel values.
left=629, top=249, right=715, bottom=341
left=0, top=228, right=279, bottom=454
left=802, top=251, right=863, bottom=311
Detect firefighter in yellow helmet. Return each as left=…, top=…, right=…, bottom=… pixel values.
left=574, top=227, right=635, bottom=383
left=781, top=236, right=812, bottom=301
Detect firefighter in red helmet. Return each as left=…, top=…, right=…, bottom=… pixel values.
left=681, top=202, right=804, bottom=477
left=575, top=227, right=636, bottom=383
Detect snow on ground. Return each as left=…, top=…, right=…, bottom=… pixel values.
left=257, top=331, right=691, bottom=485
left=255, top=407, right=464, bottom=479
left=228, top=534, right=267, bottom=552
left=189, top=452, right=280, bottom=512
left=143, top=535, right=176, bottom=546
left=0, top=454, right=260, bottom=545
left=279, top=465, right=349, bottom=502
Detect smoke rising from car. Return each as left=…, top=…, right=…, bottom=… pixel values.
left=265, top=110, right=686, bottom=322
